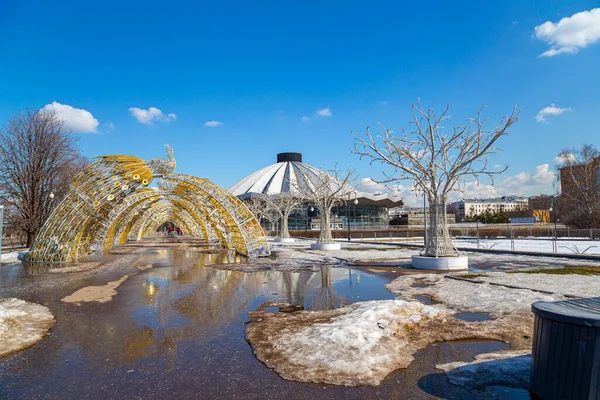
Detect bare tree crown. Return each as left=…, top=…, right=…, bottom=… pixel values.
left=0, top=108, right=87, bottom=246
left=353, top=101, right=519, bottom=197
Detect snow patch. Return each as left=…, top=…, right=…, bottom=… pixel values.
left=247, top=299, right=451, bottom=386
left=0, top=298, right=55, bottom=357
left=0, top=251, right=22, bottom=265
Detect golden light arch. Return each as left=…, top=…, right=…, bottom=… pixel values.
left=28, top=146, right=270, bottom=263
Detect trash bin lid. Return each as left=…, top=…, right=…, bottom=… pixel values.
left=532, top=297, right=600, bottom=327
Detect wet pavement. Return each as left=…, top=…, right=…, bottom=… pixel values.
left=0, top=240, right=531, bottom=399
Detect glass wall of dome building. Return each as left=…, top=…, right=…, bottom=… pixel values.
left=229, top=153, right=403, bottom=232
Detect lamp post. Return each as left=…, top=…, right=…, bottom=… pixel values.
left=423, top=191, right=427, bottom=247
left=471, top=205, right=479, bottom=249
left=0, top=205, right=4, bottom=263
left=549, top=205, right=558, bottom=253
left=347, top=196, right=351, bottom=241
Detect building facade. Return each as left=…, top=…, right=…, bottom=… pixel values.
left=229, top=153, right=404, bottom=230
left=447, top=196, right=528, bottom=220
left=559, top=157, right=600, bottom=207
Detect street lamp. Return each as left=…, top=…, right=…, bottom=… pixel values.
left=0, top=205, right=4, bottom=262
left=49, top=192, right=55, bottom=200
left=549, top=205, right=558, bottom=253
left=470, top=205, right=479, bottom=249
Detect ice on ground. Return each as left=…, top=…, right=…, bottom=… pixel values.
left=0, top=298, right=55, bottom=357
left=436, top=351, right=531, bottom=389
left=476, top=272, right=600, bottom=298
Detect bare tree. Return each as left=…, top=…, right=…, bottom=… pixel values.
left=243, top=194, right=281, bottom=235
left=266, top=192, right=303, bottom=239
left=293, top=165, right=356, bottom=244
left=244, top=194, right=271, bottom=223
left=557, top=145, right=600, bottom=212
left=0, top=109, right=87, bottom=246
left=353, top=101, right=518, bottom=257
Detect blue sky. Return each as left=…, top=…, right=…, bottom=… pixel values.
left=1, top=0, right=599, bottom=205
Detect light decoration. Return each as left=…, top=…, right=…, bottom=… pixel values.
left=28, top=145, right=270, bottom=262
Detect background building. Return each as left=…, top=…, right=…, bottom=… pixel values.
left=447, top=196, right=528, bottom=221
left=389, top=206, right=455, bottom=226
left=229, top=152, right=403, bottom=230
left=559, top=157, right=600, bottom=206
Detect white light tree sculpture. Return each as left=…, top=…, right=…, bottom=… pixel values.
left=294, top=165, right=356, bottom=244
left=267, top=192, right=303, bottom=239
left=353, top=101, right=518, bottom=258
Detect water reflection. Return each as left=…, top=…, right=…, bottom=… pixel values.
left=0, top=245, right=397, bottom=396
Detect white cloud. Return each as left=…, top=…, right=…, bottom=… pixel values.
left=450, top=164, right=556, bottom=201
left=106, top=122, right=115, bottom=130
left=534, top=8, right=600, bottom=57
left=315, top=108, right=332, bottom=117
left=535, top=104, right=571, bottom=123
left=128, top=107, right=176, bottom=124
left=553, top=153, right=577, bottom=165
left=494, top=164, right=503, bottom=169
left=41, top=102, right=99, bottom=133
left=361, top=164, right=557, bottom=206
left=301, top=116, right=310, bottom=122
left=203, top=120, right=222, bottom=127
left=378, top=101, right=389, bottom=106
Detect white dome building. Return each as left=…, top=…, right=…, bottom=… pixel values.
left=229, top=153, right=403, bottom=231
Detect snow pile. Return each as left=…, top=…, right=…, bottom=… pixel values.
left=436, top=351, right=531, bottom=389
left=0, top=298, right=55, bottom=357
left=0, top=251, right=22, bottom=265
left=284, top=300, right=444, bottom=369
left=247, top=300, right=450, bottom=386
left=477, top=272, right=600, bottom=298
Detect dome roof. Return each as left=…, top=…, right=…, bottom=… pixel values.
left=228, top=152, right=404, bottom=208
left=228, top=153, right=331, bottom=196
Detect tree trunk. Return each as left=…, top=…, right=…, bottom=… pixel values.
left=280, top=210, right=291, bottom=238
left=318, top=208, right=333, bottom=243
left=26, top=231, right=36, bottom=248
left=424, top=194, right=455, bottom=257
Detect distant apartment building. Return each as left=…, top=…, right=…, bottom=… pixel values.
left=446, top=196, right=528, bottom=221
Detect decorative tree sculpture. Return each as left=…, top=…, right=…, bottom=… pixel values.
left=294, top=165, right=356, bottom=244
left=267, top=192, right=303, bottom=239
left=354, top=101, right=518, bottom=257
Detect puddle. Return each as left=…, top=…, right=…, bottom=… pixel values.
left=454, top=312, right=493, bottom=322
left=0, top=243, right=517, bottom=399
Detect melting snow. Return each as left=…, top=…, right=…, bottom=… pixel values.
left=0, top=298, right=55, bottom=357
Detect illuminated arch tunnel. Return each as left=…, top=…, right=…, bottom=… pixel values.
left=28, top=146, right=270, bottom=263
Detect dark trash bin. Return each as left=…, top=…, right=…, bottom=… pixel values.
left=531, top=297, right=600, bottom=400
